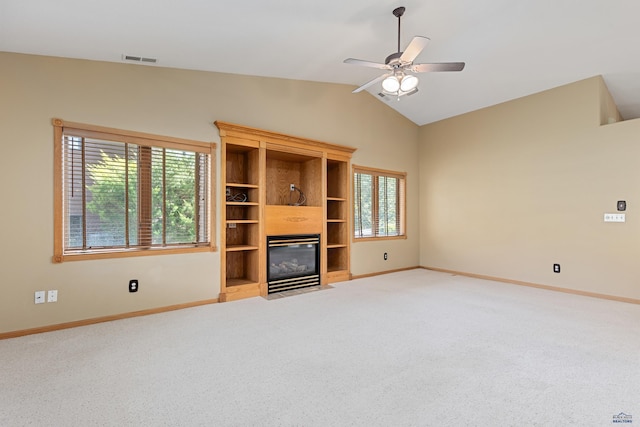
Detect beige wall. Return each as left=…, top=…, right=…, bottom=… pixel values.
left=6, top=51, right=634, bottom=335
left=0, top=52, right=420, bottom=333
left=419, top=76, right=640, bottom=300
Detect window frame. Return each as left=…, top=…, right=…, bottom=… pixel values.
left=352, top=165, right=407, bottom=241
left=53, top=118, right=216, bottom=263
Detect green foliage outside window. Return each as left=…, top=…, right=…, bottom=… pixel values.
left=85, top=148, right=197, bottom=246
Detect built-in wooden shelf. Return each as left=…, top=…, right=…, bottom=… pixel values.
left=226, top=202, right=259, bottom=206
left=226, top=278, right=258, bottom=287
left=266, top=149, right=323, bottom=207
left=226, top=183, right=259, bottom=189
left=327, top=243, right=347, bottom=249
left=216, top=121, right=355, bottom=301
left=325, top=158, right=350, bottom=280
left=226, top=245, right=259, bottom=252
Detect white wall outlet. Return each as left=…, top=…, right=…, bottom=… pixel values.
left=604, top=213, right=626, bottom=223
left=290, top=183, right=295, bottom=191
left=47, top=290, right=58, bottom=303
left=35, top=291, right=45, bottom=304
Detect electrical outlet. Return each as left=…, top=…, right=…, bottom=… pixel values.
left=129, top=279, right=139, bottom=293
left=384, top=252, right=388, bottom=260
left=35, top=291, right=45, bottom=304
left=290, top=183, right=295, bottom=191
left=47, top=290, right=58, bottom=303
left=228, top=222, right=237, bottom=229
left=553, top=264, right=561, bottom=273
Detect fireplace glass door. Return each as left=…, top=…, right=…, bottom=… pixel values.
left=267, top=234, right=320, bottom=293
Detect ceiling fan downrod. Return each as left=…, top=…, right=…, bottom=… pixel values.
left=393, top=6, right=406, bottom=54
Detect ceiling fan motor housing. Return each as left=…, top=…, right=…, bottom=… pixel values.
left=385, top=51, right=404, bottom=66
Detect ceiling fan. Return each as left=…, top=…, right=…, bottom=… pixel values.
left=344, top=6, right=465, bottom=100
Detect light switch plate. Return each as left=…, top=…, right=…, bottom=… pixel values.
left=604, top=213, right=625, bottom=222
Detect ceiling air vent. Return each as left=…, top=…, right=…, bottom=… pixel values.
left=122, top=55, right=158, bottom=64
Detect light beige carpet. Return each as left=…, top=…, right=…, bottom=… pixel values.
left=1, top=269, right=639, bottom=426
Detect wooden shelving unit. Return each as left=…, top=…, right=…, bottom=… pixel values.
left=220, top=141, right=263, bottom=301
left=325, top=158, right=350, bottom=281
left=215, top=121, right=355, bottom=301
left=265, top=149, right=323, bottom=207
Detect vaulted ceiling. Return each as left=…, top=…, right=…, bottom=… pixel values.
left=2, top=0, right=640, bottom=125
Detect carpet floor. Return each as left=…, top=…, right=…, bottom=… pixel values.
left=1, top=269, right=639, bottom=426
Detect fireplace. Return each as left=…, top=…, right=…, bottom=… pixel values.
left=267, top=234, right=320, bottom=293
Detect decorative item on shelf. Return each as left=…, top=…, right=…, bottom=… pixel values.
left=289, top=185, right=307, bottom=206
left=226, top=187, right=248, bottom=202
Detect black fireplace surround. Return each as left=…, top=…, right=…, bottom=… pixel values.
left=267, top=234, right=320, bottom=293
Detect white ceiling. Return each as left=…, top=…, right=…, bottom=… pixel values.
left=2, top=0, right=640, bottom=126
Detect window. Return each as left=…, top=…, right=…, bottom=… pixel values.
left=353, top=166, right=406, bottom=239
left=53, top=119, right=215, bottom=262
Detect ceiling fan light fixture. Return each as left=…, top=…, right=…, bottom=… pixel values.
left=345, top=6, right=465, bottom=98
left=382, top=75, right=401, bottom=93
left=400, top=74, right=419, bottom=92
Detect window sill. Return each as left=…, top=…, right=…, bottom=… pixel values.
left=53, top=245, right=217, bottom=263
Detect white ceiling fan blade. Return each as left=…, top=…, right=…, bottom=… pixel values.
left=410, top=62, right=466, bottom=73
left=352, top=73, right=390, bottom=93
left=344, top=58, right=391, bottom=70
left=399, top=36, right=430, bottom=63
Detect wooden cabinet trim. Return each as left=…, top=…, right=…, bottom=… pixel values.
left=215, top=121, right=356, bottom=155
